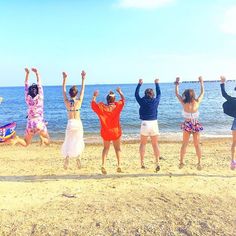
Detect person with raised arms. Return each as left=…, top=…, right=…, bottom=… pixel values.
left=175, top=76, right=204, bottom=170
left=220, top=76, right=236, bottom=170
left=61, top=71, right=86, bottom=170
left=91, top=88, right=125, bottom=175
left=12, top=68, right=50, bottom=146
left=135, top=78, right=161, bottom=172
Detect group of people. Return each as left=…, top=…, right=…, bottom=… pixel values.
left=4, top=68, right=236, bottom=173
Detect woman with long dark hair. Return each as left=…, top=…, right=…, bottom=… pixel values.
left=175, top=76, right=204, bottom=170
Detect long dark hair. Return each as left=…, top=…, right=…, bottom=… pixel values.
left=182, top=89, right=196, bottom=103
left=28, top=83, right=39, bottom=98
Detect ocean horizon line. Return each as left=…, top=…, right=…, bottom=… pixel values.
left=1, top=79, right=236, bottom=88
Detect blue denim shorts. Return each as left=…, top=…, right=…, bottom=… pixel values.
left=231, top=118, right=236, bottom=130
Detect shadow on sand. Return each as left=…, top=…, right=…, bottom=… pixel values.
left=0, top=172, right=235, bottom=182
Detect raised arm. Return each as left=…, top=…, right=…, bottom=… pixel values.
left=154, top=78, right=161, bottom=99
left=91, top=90, right=101, bottom=114
left=135, top=79, right=143, bottom=104
left=116, top=87, right=125, bottom=101
left=62, top=72, right=69, bottom=103
left=24, top=68, right=30, bottom=100
left=78, top=70, right=86, bottom=103
left=24, top=68, right=30, bottom=85
left=32, top=68, right=43, bottom=97
left=32, top=68, right=41, bottom=85
left=197, top=76, right=204, bottom=103
left=220, top=76, right=232, bottom=100
left=175, top=77, right=184, bottom=105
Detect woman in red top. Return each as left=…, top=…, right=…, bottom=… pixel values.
left=91, top=88, right=125, bottom=174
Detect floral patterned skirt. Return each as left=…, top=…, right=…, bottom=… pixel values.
left=181, top=120, right=203, bottom=133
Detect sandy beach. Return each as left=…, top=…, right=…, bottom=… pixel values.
left=0, top=138, right=236, bottom=235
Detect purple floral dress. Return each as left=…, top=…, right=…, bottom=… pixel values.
left=25, top=82, right=47, bottom=135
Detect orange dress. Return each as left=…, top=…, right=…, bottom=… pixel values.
left=91, top=99, right=125, bottom=141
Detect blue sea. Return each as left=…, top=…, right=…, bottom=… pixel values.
left=0, top=81, right=235, bottom=141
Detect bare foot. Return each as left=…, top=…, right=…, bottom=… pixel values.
left=64, top=157, right=69, bottom=170
left=197, top=163, right=202, bottom=171
left=179, top=163, right=184, bottom=169
left=9, top=136, right=19, bottom=145
left=101, top=166, right=107, bottom=175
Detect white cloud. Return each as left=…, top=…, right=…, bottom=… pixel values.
left=220, top=6, right=236, bottom=35
left=116, top=0, right=175, bottom=9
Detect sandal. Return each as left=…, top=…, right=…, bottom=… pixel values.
left=155, top=165, right=160, bottom=172
left=101, top=167, right=107, bottom=175
left=117, top=167, right=122, bottom=173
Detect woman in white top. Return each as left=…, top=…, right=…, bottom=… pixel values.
left=61, top=71, right=86, bottom=170
left=175, top=76, right=204, bottom=170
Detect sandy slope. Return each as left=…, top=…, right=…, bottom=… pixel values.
left=0, top=138, right=235, bottom=235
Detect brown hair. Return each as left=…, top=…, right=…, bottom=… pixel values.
left=106, top=91, right=115, bottom=104
left=69, top=86, right=78, bottom=98
left=145, top=88, right=155, bottom=99
left=182, top=89, right=196, bottom=103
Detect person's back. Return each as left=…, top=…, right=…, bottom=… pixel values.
left=91, top=98, right=124, bottom=141
left=91, top=88, right=125, bottom=175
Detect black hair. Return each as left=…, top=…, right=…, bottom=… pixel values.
left=28, top=83, right=39, bottom=98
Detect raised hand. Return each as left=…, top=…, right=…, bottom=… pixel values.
left=31, top=68, right=38, bottom=74
left=116, top=87, right=122, bottom=94
left=93, top=90, right=99, bottom=97
left=175, top=77, right=180, bottom=85
left=25, top=68, right=30, bottom=74
left=139, top=79, right=143, bottom=84
left=154, top=78, right=159, bottom=84
left=81, top=70, right=86, bottom=79
left=220, top=76, right=226, bottom=84
left=62, top=72, right=67, bottom=79
left=198, top=76, right=203, bottom=83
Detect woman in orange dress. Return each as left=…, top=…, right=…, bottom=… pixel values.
left=91, top=88, right=125, bottom=174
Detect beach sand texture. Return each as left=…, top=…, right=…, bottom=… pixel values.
left=0, top=138, right=236, bottom=235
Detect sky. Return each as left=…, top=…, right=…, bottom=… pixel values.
left=0, top=0, right=236, bottom=86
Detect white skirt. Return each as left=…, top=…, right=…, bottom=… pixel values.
left=61, top=119, right=85, bottom=158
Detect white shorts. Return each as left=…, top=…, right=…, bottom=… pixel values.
left=140, top=120, right=159, bottom=136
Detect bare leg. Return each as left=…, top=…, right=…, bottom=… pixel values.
left=101, top=140, right=110, bottom=174
left=193, top=132, right=202, bottom=169
left=11, top=132, right=33, bottom=147
left=113, top=138, right=121, bottom=172
left=39, top=130, right=50, bottom=146
left=64, top=156, right=69, bottom=170
left=150, top=135, right=161, bottom=172
left=231, top=131, right=236, bottom=161
left=150, top=135, right=160, bottom=164
left=179, top=131, right=191, bottom=168
left=139, top=135, right=148, bottom=168
left=231, top=131, right=236, bottom=170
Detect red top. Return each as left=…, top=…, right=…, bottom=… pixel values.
left=91, top=99, right=125, bottom=141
